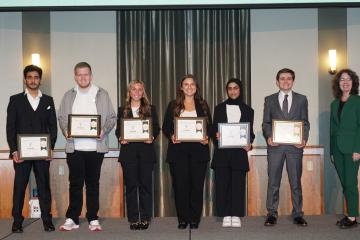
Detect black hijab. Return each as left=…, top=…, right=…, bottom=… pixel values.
left=225, top=78, right=243, bottom=105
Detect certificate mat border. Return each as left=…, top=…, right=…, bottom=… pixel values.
left=120, top=118, right=153, bottom=142
left=68, top=114, right=101, bottom=138
left=218, top=122, right=250, bottom=148
left=272, top=119, right=303, bottom=145
left=174, top=117, right=207, bottom=142
left=17, top=134, right=51, bottom=160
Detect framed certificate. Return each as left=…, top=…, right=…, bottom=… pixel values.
left=218, top=122, right=250, bottom=148
left=121, top=118, right=153, bottom=142
left=68, top=114, right=101, bottom=138
left=17, top=134, right=51, bottom=160
left=272, top=120, right=303, bottom=145
left=174, top=117, right=206, bottom=142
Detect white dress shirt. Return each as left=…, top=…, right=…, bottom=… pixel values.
left=278, top=90, right=293, bottom=113
left=25, top=88, right=42, bottom=111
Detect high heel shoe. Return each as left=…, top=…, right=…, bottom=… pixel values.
left=130, top=222, right=140, bottom=230
left=139, top=220, right=149, bottom=230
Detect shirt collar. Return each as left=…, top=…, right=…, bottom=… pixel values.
left=279, top=90, right=292, bottom=98
left=24, top=88, right=42, bottom=98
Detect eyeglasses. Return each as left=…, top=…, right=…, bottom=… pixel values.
left=340, top=78, right=352, bottom=82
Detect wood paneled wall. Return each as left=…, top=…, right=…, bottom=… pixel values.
left=248, top=154, right=324, bottom=216
left=0, top=160, right=29, bottom=218
left=0, top=157, right=123, bottom=218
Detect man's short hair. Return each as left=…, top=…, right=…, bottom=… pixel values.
left=276, top=68, right=295, bottom=81
left=74, top=62, right=92, bottom=73
left=23, top=65, right=42, bottom=79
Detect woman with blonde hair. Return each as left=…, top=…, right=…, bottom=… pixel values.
left=115, top=80, right=160, bottom=230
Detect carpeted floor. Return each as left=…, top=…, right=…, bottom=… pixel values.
left=0, top=216, right=359, bottom=240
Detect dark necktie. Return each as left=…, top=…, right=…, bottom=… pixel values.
left=282, top=94, right=288, bottom=117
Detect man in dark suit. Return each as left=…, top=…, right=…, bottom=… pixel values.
left=262, top=68, right=310, bottom=227
left=6, top=65, right=57, bottom=233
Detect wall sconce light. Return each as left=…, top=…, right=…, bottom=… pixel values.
left=31, top=53, right=41, bottom=67
left=328, top=49, right=336, bottom=74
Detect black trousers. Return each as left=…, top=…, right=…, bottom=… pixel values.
left=214, top=168, right=246, bottom=217
left=66, top=151, right=104, bottom=224
left=172, top=156, right=208, bottom=223
left=122, top=161, right=154, bottom=222
left=12, top=160, right=52, bottom=223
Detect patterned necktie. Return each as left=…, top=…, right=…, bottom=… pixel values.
left=282, top=94, right=288, bottom=117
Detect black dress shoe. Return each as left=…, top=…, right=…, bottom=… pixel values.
left=189, top=222, right=199, bottom=229
left=11, top=222, right=23, bottom=233
left=264, top=215, right=277, bottom=226
left=177, top=222, right=188, bottom=229
left=339, top=217, right=357, bottom=229
left=130, top=222, right=140, bottom=230
left=43, top=221, right=55, bottom=232
left=139, top=220, right=149, bottom=230
left=293, top=216, right=308, bottom=226
left=336, top=216, right=348, bottom=226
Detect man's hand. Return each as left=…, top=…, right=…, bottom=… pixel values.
left=295, top=140, right=306, bottom=149
left=12, top=151, right=24, bottom=163
left=267, top=137, right=279, bottom=146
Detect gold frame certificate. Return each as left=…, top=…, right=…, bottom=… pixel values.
left=174, top=117, right=206, bottom=142
left=272, top=120, right=303, bottom=145
left=68, top=114, right=101, bottom=138
left=121, top=118, right=153, bottom=142
left=218, top=123, right=250, bottom=148
left=17, top=134, right=51, bottom=160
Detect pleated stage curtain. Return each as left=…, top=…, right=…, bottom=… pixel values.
left=117, top=8, right=250, bottom=217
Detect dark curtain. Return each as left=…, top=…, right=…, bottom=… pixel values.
left=117, top=9, right=250, bottom=217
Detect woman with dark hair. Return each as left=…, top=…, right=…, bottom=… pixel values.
left=211, top=78, right=255, bottom=228
left=162, top=74, right=211, bottom=229
left=330, top=69, right=360, bottom=229
left=115, top=80, right=160, bottom=230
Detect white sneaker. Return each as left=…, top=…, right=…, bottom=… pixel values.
left=231, top=216, right=241, bottom=227
left=222, top=216, right=232, bottom=227
left=89, top=220, right=102, bottom=231
left=60, top=218, right=79, bottom=231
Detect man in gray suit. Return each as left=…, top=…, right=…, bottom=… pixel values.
left=262, top=68, right=310, bottom=227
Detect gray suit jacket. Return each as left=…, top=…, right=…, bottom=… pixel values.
left=262, top=91, right=310, bottom=153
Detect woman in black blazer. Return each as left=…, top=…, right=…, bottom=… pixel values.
left=115, top=80, right=160, bottom=230
left=211, top=78, right=255, bottom=228
left=162, top=74, right=211, bottom=229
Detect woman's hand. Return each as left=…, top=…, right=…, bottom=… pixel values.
left=216, top=132, right=220, bottom=140
left=144, top=137, right=154, bottom=144
left=242, top=144, right=252, bottom=152
left=352, top=152, right=360, bottom=161
left=200, top=136, right=209, bottom=145
left=119, top=137, right=129, bottom=144
left=171, top=135, right=181, bottom=144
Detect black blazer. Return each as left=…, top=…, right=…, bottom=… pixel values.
left=210, top=100, right=255, bottom=171
left=115, top=105, right=160, bottom=164
left=162, top=99, right=212, bottom=163
left=6, top=92, right=58, bottom=157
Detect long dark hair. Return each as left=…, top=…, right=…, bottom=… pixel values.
left=174, top=74, right=209, bottom=118
left=332, top=69, right=359, bottom=99
left=123, top=80, right=152, bottom=119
